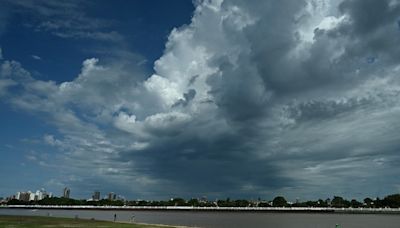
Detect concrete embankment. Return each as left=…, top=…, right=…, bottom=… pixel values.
left=2, top=205, right=400, bottom=214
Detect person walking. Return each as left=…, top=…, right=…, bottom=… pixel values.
left=113, top=213, right=117, bottom=222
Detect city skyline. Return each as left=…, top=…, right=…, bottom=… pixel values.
left=4, top=187, right=123, bottom=202
left=3, top=186, right=400, bottom=209
left=1, top=0, right=400, bottom=201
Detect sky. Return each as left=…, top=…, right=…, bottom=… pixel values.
left=1, top=0, right=400, bottom=201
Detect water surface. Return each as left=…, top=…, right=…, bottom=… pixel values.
left=1, top=208, right=400, bottom=228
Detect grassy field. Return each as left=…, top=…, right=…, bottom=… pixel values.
left=0, top=215, right=178, bottom=228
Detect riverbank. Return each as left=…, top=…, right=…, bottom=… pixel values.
left=0, top=215, right=181, bottom=228
left=2, top=205, right=400, bottom=214
left=2, top=210, right=400, bottom=228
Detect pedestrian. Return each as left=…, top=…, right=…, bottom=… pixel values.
left=114, top=213, right=117, bottom=222
left=130, top=213, right=135, bottom=223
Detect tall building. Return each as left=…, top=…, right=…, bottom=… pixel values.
left=36, top=190, right=43, bottom=200
left=63, top=187, right=70, bottom=198
left=92, top=191, right=100, bottom=201
left=108, top=192, right=116, bottom=201
left=15, top=189, right=50, bottom=202
left=18, top=192, right=30, bottom=202
left=29, top=191, right=35, bottom=201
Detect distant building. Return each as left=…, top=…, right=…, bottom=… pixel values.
left=63, top=187, right=70, bottom=198
left=38, top=189, right=50, bottom=200
left=18, top=192, right=31, bottom=202
left=108, top=192, right=116, bottom=201
left=16, top=189, right=51, bottom=202
left=16, top=192, right=20, bottom=200
left=35, top=190, right=43, bottom=200
left=29, top=191, right=36, bottom=201
left=92, top=191, right=100, bottom=201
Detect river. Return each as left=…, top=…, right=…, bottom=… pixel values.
left=1, top=208, right=400, bottom=227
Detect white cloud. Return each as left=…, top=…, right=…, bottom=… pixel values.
left=144, top=75, right=182, bottom=108
left=31, top=55, right=41, bottom=60
left=143, top=112, right=192, bottom=134
left=43, top=134, right=62, bottom=146
left=114, top=111, right=138, bottom=134
left=1, top=60, right=31, bottom=79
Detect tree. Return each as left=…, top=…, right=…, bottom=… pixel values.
left=7, top=199, right=23, bottom=205
left=318, top=199, right=328, bottom=207
left=383, top=194, right=400, bottom=208
left=171, top=198, right=186, bottom=206
left=188, top=198, right=199, bottom=206
left=258, top=201, right=271, bottom=207
left=363, top=198, right=374, bottom=208
left=374, top=197, right=383, bottom=208
left=331, top=196, right=350, bottom=208
left=350, top=199, right=362, bottom=208
left=234, top=199, right=250, bottom=207
left=272, top=196, right=287, bottom=207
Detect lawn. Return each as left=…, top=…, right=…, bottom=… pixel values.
left=0, top=215, right=177, bottom=228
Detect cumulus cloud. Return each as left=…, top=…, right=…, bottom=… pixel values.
left=2, top=0, right=400, bottom=199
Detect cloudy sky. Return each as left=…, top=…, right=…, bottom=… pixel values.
left=1, top=0, right=400, bottom=201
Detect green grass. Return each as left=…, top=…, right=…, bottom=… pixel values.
left=0, top=215, right=177, bottom=228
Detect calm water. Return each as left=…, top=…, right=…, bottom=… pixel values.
left=1, top=208, right=400, bottom=228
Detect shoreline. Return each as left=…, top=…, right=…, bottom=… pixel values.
left=2, top=205, right=400, bottom=214
left=0, top=215, right=193, bottom=228
left=119, top=222, right=197, bottom=228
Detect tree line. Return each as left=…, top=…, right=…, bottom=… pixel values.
left=262, top=195, right=400, bottom=208
left=5, top=194, right=400, bottom=208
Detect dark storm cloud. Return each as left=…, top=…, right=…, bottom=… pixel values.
left=284, top=97, right=375, bottom=122
left=327, top=0, right=400, bottom=68
left=224, top=0, right=400, bottom=101
left=339, top=0, right=400, bottom=35
left=207, top=56, right=270, bottom=122
left=247, top=7, right=307, bottom=94
left=116, top=120, right=294, bottom=198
